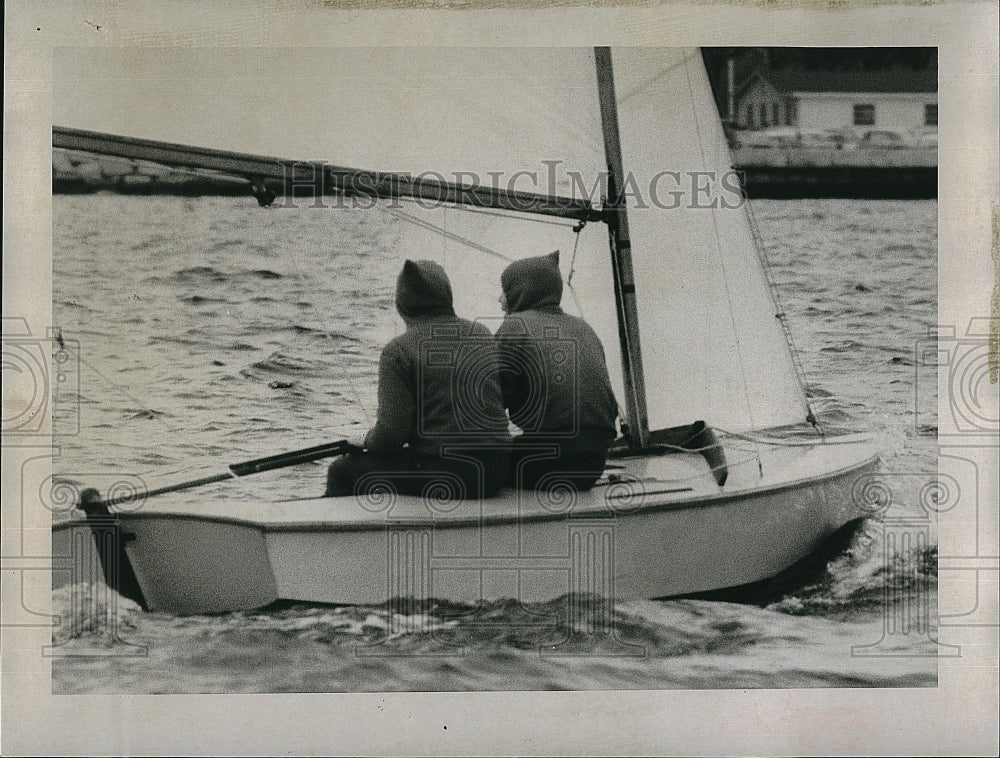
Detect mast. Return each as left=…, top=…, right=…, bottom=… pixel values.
left=594, top=47, right=650, bottom=449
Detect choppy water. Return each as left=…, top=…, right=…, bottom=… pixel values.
left=51, top=195, right=938, bottom=692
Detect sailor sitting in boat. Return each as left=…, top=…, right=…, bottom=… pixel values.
left=496, top=251, right=618, bottom=492
left=325, top=259, right=509, bottom=500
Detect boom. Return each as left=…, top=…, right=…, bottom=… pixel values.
left=53, top=126, right=605, bottom=223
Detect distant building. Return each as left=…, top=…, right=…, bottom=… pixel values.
left=734, top=65, right=937, bottom=133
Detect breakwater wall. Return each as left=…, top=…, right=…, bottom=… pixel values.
left=732, top=146, right=937, bottom=199
left=53, top=149, right=251, bottom=196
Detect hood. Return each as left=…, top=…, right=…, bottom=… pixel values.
left=395, top=259, right=455, bottom=319
left=500, top=251, right=563, bottom=313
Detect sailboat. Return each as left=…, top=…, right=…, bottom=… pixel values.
left=51, top=47, right=880, bottom=614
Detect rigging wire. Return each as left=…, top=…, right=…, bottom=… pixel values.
left=320, top=332, right=373, bottom=426
left=566, top=220, right=587, bottom=286
left=616, top=50, right=698, bottom=107
left=565, top=220, right=587, bottom=316
left=381, top=204, right=514, bottom=263
left=562, top=220, right=627, bottom=436
left=70, top=350, right=258, bottom=493
left=280, top=230, right=373, bottom=426
left=443, top=203, right=448, bottom=267
left=445, top=58, right=605, bottom=175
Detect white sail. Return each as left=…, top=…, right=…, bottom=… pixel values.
left=54, top=46, right=809, bottom=434
left=610, top=48, right=810, bottom=432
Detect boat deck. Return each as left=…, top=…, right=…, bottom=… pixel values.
left=90, top=435, right=878, bottom=531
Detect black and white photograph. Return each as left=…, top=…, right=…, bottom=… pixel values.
left=3, top=2, right=997, bottom=755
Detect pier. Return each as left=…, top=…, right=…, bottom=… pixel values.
left=732, top=146, right=936, bottom=199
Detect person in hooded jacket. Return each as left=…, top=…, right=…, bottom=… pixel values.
left=496, top=251, right=619, bottom=492
left=325, top=259, right=509, bottom=500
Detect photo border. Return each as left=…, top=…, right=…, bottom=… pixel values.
left=3, top=1, right=997, bottom=755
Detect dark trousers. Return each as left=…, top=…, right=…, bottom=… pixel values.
left=325, top=449, right=507, bottom=500
left=507, top=437, right=608, bottom=492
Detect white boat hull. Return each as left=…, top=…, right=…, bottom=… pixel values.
left=53, top=436, right=880, bottom=614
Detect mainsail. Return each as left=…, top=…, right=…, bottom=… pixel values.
left=53, top=46, right=811, bottom=435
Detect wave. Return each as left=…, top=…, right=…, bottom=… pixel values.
left=766, top=523, right=937, bottom=619
left=290, top=325, right=362, bottom=342
left=160, top=265, right=229, bottom=284
left=125, top=408, right=167, bottom=420
left=55, top=298, right=92, bottom=311
left=250, top=269, right=284, bottom=280
left=243, top=351, right=327, bottom=374
left=180, top=294, right=230, bottom=304
left=147, top=334, right=207, bottom=347
left=804, top=385, right=834, bottom=398
left=239, top=351, right=330, bottom=389
left=129, top=235, right=169, bottom=253
left=144, top=266, right=289, bottom=288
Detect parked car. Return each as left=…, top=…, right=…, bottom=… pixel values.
left=908, top=126, right=938, bottom=148
left=822, top=127, right=860, bottom=149
left=731, top=127, right=838, bottom=149
left=730, top=128, right=788, bottom=148
left=856, top=129, right=909, bottom=148
left=799, top=129, right=839, bottom=148
left=759, top=126, right=802, bottom=145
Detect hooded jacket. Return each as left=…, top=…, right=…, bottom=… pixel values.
left=364, top=260, right=509, bottom=458
left=496, top=252, right=618, bottom=452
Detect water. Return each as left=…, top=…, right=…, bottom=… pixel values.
left=50, top=195, right=938, bottom=692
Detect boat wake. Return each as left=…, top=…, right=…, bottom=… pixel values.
left=50, top=582, right=142, bottom=649
left=766, top=521, right=937, bottom=619
left=50, top=574, right=938, bottom=692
